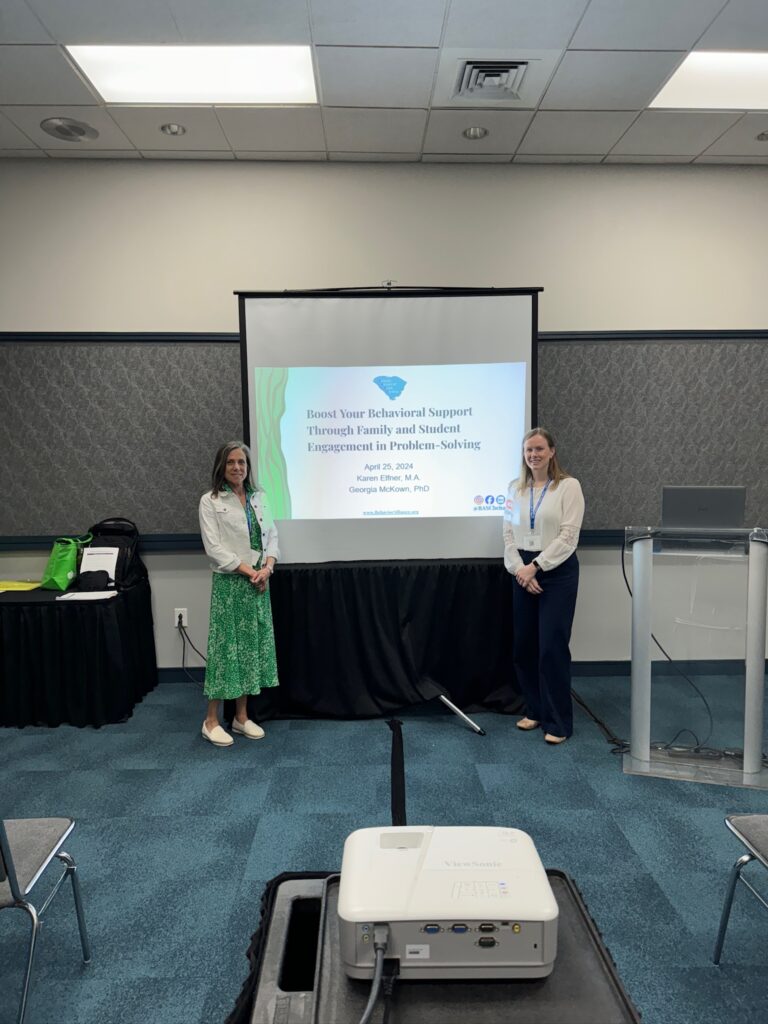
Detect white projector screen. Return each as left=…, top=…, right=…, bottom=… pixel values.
left=239, top=289, right=539, bottom=563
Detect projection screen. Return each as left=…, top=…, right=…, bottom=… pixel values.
left=239, top=288, right=539, bottom=563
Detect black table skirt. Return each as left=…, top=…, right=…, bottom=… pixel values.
left=0, top=579, right=158, bottom=728
left=244, top=559, right=522, bottom=721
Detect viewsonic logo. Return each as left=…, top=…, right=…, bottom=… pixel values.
left=444, top=860, right=502, bottom=869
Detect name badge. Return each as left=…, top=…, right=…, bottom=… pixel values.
left=522, top=534, right=541, bottom=551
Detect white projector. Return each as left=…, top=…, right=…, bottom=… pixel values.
left=337, top=826, right=558, bottom=980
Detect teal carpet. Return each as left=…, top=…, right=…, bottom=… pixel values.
left=2, top=676, right=768, bottom=1024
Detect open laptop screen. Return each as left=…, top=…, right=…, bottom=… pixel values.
left=661, top=486, right=746, bottom=529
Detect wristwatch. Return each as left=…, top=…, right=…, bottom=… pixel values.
left=532, top=559, right=541, bottom=571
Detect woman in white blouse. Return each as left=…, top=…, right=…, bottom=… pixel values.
left=503, top=427, right=585, bottom=744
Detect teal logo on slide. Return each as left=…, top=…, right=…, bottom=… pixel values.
left=373, top=375, right=406, bottom=400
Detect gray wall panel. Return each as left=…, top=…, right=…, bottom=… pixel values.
left=0, top=339, right=241, bottom=536
left=1, top=334, right=765, bottom=538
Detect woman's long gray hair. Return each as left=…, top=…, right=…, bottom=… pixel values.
left=210, top=441, right=254, bottom=496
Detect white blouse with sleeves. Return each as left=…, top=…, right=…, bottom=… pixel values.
left=503, top=476, right=585, bottom=574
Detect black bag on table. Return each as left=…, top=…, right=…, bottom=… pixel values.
left=87, top=517, right=148, bottom=590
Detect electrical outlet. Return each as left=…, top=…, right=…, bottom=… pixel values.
left=174, top=608, right=188, bottom=628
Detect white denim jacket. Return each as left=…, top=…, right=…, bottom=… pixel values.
left=199, top=486, right=280, bottom=574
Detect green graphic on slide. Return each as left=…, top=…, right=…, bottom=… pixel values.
left=254, top=367, right=291, bottom=519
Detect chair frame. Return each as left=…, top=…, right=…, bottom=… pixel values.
left=0, top=819, right=91, bottom=1024
left=713, top=815, right=768, bottom=965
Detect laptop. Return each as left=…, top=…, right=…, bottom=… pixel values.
left=659, top=486, right=746, bottom=554
left=661, top=486, right=746, bottom=529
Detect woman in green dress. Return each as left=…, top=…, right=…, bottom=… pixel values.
left=198, top=441, right=279, bottom=747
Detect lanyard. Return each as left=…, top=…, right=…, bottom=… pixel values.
left=529, top=480, right=550, bottom=530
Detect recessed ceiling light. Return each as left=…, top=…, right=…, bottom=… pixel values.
left=160, top=123, right=186, bottom=137
left=66, top=45, right=317, bottom=104
left=650, top=52, right=768, bottom=110
left=463, top=126, right=489, bottom=140
left=40, top=116, right=99, bottom=142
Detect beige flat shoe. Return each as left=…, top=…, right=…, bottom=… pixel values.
left=202, top=722, right=233, bottom=747
left=232, top=718, right=265, bottom=740
left=516, top=717, right=540, bottom=731
left=544, top=733, right=567, bottom=745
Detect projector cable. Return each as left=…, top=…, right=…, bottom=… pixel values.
left=177, top=619, right=206, bottom=688
left=358, top=925, right=389, bottom=1024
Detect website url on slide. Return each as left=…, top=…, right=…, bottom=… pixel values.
left=363, top=510, right=419, bottom=516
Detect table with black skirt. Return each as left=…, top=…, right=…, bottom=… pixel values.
left=250, top=558, right=522, bottom=720
left=0, top=578, right=158, bottom=728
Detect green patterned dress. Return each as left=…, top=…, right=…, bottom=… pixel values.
left=204, top=510, right=280, bottom=700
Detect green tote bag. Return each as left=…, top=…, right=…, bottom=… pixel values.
left=40, top=534, right=92, bottom=592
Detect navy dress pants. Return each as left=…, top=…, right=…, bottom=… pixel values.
left=512, top=551, right=579, bottom=738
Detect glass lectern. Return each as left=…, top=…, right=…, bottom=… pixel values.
left=624, top=526, right=768, bottom=788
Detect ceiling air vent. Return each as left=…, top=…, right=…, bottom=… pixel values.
left=456, top=61, right=529, bottom=101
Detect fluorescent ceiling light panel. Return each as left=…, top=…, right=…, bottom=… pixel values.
left=651, top=52, right=768, bottom=110
left=66, top=46, right=317, bottom=104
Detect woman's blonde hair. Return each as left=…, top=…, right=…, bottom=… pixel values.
left=518, top=426, right=570, bottom=489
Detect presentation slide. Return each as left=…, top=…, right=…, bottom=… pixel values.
left=240, top=290, right=537, bottom=562
left=254, top=361, right=526, bottom=520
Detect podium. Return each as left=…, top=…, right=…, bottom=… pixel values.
left=624, top=526, right=768, bottom=788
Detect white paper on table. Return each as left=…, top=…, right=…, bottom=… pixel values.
left=57, top=590, right=118, bottom=601
left=79, top=546, right=119, bottom=579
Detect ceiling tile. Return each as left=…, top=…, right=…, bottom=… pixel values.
left=0, top=108, right=35, bottom=147
left=323, top=107, right=427, bottom=152
left=423, top=109, right=531, bottom=153
left=311, top=0, right=448, bottom=47
left=0, top=45, right=97, bottom=104
left=108, top=106, right=230, bottom=151
left=696, top=0, right=768, bottom=51
left=518, top=110, right=637, bottom=153
left=603, top=153, right=693, bottom=163
left=1, top=148, right=46, bottom=157
left=235, top=151, right=327, bottom=160
left=316, top=46, right=438, bottom=108
left=422, top=153, right=511, bottom=162
left=0, top=0, right=52, bottom=43
left=328, top=152, right=420, bottom=161
left=2, top=105, right=133, bottom=149
left=701, top=112, right=768, bottom=156
left=140, top=150, right=235, bottom=160
left=216, top=106, right=325, bottom=151
left=46, top=149, right=141, bottom=159
left=571, top=0, right=726, bottom=51
left=167, top=0, right=311, bottom=44
left=542, top=50, right=685, bottom=110
left=695, top=154, right=768, bottom=164
left=514, top=153, right=603, bottom=162
left=609, top=110, right=742, bottom=156
left=444, top=0, right=589, bottom=49
left=25, top=0, right=181, bottom=44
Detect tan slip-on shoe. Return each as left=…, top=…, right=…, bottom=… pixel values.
left=516, top=717, right=540, bottom=731
left=232, top=718, right=265, bottom=740
left=202, top=722, right=234, bottom=747
left=544, top=733, right=567, bottom=745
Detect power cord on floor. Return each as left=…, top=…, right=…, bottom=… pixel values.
left=380, top=960, right=400, bottom=1024
left=176, top=617, right=206, bottom=688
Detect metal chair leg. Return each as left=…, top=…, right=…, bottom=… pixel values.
left=57, top=851, right=92, bottom=963
left=713, top=853, right=754, bottom=965
left=15, top=902, right=40, bottom=1024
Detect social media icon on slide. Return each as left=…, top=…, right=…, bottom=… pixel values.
left=495, top=495, right=505, bottom=505
left=485, top=495, right=495, bottom=505
left=474, top=495, right=484, bottom=505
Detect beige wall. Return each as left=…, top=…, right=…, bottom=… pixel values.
left=1, top=157, right=766, bottom=666
left=1, top=159, right=767, bottom=333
